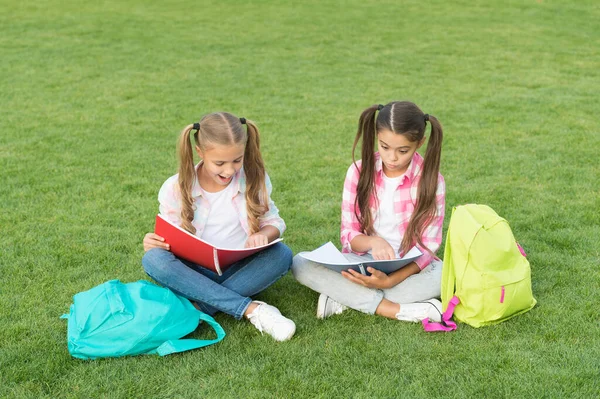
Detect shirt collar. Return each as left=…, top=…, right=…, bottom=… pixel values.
left=374, top=151, right=424, bottom=185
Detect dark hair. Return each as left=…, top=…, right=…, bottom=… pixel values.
left=352, top=101, right=443, bottom=255
left=177, top=112, right=268, bottom=235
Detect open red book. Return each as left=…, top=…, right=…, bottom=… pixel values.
left=154, top=214, right=282, bottom=276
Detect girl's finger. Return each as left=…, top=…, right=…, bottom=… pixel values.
left=373, top=269, right=385, bottom=278
left=349, top=270, right=369, bottom=283
left=342, top=272, right=363, bottom=285
left=348, top=269, right=362, bottom=277
left=149, top=233, right=165, bottom=241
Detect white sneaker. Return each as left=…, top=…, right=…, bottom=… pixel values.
left=246, top=301, right=296, bottom=341
left=317, top=294, right=348, bottom=319
left=395, top=299, right=443, bottom=323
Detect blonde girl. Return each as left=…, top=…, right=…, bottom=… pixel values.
left=293, top=101, right=445, bottom=323
left=143, top=112, right=295, bottom=341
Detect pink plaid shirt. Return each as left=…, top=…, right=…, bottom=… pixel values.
left=340, top=152, right=445, bottom=270
left=158, top=163, right=286, bottom=238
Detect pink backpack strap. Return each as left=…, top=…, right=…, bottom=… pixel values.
left=422, top=296, right=460, bottom=332
left=516, top=242, right=527, bottom=257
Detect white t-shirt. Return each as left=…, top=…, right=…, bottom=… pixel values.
left=371, top=174, right=403, bottom=256
left=200, top=183, right=248, bottom=249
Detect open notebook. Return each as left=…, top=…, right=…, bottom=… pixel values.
left=154, top=214, right=282, bottom=276
left=299, top=241, right=422, bottom=275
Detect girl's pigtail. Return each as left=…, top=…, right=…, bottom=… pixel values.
left=243, top=120, right=268, bottom=234
left=177, top=124, right=198, bottom=235
left=401, top=115, right=443, bottom=255
left=352, top=105, right=379, bottom=236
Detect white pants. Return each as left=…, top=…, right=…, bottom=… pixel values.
left=292, top=252, right=442, bottom=315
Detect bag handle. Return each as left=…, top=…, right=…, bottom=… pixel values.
left=153, top=312, right=226, bottom=356
left=422, top=296, right=460, bottom=332
left=440, top=225, right=457, bottom=307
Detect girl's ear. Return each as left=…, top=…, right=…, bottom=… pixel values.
left=417, top=136, right=427, bottom=149
left=195, top=145, right=203, bottom=159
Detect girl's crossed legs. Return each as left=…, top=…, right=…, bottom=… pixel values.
left=291, top=252, right=442, bottom=319
left=143, top=243, right=296, bottom=341
left=143, top=243, right=292, bottom=319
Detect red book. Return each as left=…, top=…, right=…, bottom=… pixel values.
left=154, top=214, right=282, bottom=276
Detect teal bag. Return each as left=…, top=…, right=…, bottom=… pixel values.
left=61, top=280, right=225, bottom=359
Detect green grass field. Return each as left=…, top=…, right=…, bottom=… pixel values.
left=1, top=0, right=599, bottom=397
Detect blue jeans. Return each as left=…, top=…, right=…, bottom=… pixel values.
left=142, top=243, right=292, bottom=320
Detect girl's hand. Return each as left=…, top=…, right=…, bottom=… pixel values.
left=370, top=237, right=397, bottom=260
left=143, top=233, right=170, bottom=252
left=342, top=267, right=392, bottom=289
left=245, top=233, right=269, bottom=248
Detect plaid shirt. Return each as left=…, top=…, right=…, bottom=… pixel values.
left=158, top=163, right=286, bottom=238
left=340, top=152, right=445, bottom=270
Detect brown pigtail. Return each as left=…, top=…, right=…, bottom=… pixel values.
left=352, top=105, right=380, bottom=236
left=243, top=120, right=268, bottom=234
left=400, top=115, right=443, bottom=255
left=177, top=124, right=198, bottom=235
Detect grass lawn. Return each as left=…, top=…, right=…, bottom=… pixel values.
left=1, top=0, right=599, bottom=397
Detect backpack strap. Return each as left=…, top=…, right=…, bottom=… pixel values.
left=441, top=207, right=458, bottom=308
left=422, top=296, right=460, bottom=332
left=153, top=312, right=226, bottom=356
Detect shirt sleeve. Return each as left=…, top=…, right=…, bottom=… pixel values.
left=258, top=173, right=286, bottom=237
left=340, top=162, right=366, bottom=254
left=158, top=175, right=183, bottom=227
left=413, top=174, right=446, bottom=269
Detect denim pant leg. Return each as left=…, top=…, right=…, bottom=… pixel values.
left=292, top=252, right=384, bottom=315
left=194, top=242, right=292, bottom=316
left=142, top=243, right=292, bottom=320
left=142, top=248, right=251, bottom=319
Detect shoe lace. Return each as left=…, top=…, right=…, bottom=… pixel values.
left=249, top=304, right=281, bottom=335
left=248, top=307, right=264, bottom=334
left=414, top=300, right=442, bottom=320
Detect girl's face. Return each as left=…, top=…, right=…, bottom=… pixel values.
left=196, top=143, right=245, bottom=192
left=377, top=129, right=425, bottom=178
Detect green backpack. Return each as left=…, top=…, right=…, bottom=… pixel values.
left=62, top=280, right=226, bottom=359
left=427, top=204, right=536, bottom=330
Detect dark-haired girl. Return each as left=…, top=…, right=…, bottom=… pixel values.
left=142, top=112, right=295, bottom=341
left=293, top=101, right=445, bottom=323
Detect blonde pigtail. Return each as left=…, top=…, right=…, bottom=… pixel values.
left=243, top=120, right=268, bottom=234
left=177, top=124, right=198, bottom=235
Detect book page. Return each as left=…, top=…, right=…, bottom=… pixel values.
left=299, top=241, right=422, bottom=266
left=214, top=238, right=283, bottom=251
left=299, top=242, right=349, bottom=265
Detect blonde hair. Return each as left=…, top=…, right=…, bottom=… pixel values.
left=177, top=112, right=268, bottom=235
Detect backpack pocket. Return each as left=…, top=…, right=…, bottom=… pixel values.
left=481, top=276, right=536, bottom=326
left=75, top=280, right=134, bottom=337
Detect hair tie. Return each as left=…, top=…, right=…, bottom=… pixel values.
left=192, top=122, right=200, bottom=131
left=377, top=104, right=384, bottom=111
left=423, top=114, right=430, bottom=122
left=239, top=117, right=246, bottom=125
